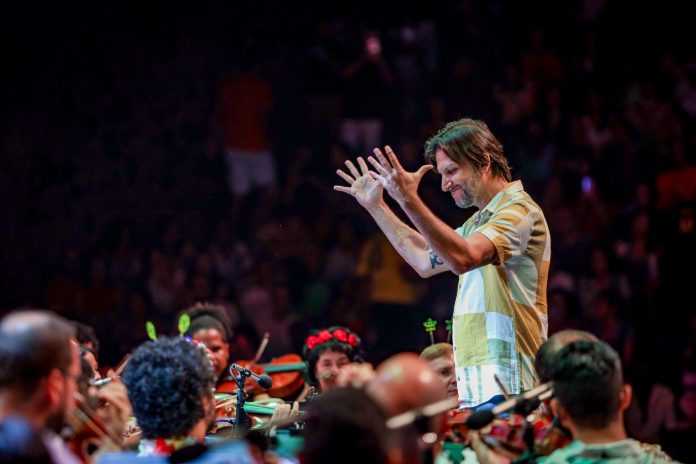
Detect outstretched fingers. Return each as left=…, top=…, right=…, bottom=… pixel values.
left=344, top=160, right=361, bottom=179
left=367, top=155, right=390, bottom=176
left=357, top=156, right=370, bottom=175
left=372, top=148, right=393, bottom=172
left=384, top=145, right=404, bottom=172
left=336, top=169, right=354, bottom=184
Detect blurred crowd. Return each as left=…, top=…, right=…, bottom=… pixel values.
left=1, top=0, right=695, bottom=455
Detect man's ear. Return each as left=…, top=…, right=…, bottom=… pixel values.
left=551, top=398, right=570, bottom=427
left=44, top=368, right=64, bottom=407
left=619, top=384, right=632, bottom=411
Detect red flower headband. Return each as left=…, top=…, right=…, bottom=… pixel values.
left=305, top=328, right=359, bottom=350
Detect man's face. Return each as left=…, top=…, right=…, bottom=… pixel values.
left=315, top=350, right=351, bottom=392
left=46, top=341, right=81, bottom=433
left=435, top=149, right=482, bottom=209
left=428, top=354, right=458, bottom=398
left=193, top=329, right=230, bottom=379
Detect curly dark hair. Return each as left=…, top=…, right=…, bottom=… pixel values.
left=182, top=302, right=232, bottom=342
left=122, top=337, right=215, bottom=439
left=302, top=326, right=364, bottom=386
left=73, top=321, right=99, bottom=355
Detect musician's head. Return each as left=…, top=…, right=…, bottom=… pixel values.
left=367, top=353, right=448, bottom=462
left=550, top=340, right=631, bottom=435
left=183, top=303, right=232, bottom=379
left=303, top=326, right=364, bottom=392
left=535, top=329, right=598, bottom=383
left=303, top=387, right=388, bottom=464
left=0, top=310, right=80, bottom=433
left=123, top=337, right=216, bottom=442
left=420, top=343, right=457, bottom=398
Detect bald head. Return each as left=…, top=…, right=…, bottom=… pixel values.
left=0, top=310, right=75, bottom=395
left=367, top=353, right=447, bottom=418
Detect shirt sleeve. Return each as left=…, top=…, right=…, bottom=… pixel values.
left=475, top=202, right=534, bottom=266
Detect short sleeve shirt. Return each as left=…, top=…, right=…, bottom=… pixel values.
left=452, top=181, right=550, bottom=407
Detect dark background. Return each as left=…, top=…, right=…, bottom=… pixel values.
left=1, top=1, right=695, bottom=455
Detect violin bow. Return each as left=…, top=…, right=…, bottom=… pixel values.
left=252, top=332, right=270, bottom=365
left=494, top=374, right=511, bottom=400
left=112, top=354, right=130, bottom=377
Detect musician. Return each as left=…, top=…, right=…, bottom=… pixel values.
left=74, top=322, right=101, bottom=381
left=183, top=303, right=233, bottom=385
left=0, top=310, right=81, bottom=464
left=302, top=387, right=389, bottom=464
left=540, top=340, right=675, bottom=463
left=420, top=343, right=458, bottom=399
left=367, top=353, right=449, bottom=464
left=121, top=337, right=216, bottom=456
left=469, top=330, right=598, bottom=463
left=302, top=326, right=365, bottom=393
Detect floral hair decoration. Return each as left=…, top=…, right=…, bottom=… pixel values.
left=305, top=328, right=359, bottom=350
left=302, top=326, right=365, bottom=387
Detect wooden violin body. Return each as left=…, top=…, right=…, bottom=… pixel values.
left=223, top=354, right=307, bottom=399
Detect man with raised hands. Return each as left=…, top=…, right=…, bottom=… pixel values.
left=335, top=118, right=551, bottom=410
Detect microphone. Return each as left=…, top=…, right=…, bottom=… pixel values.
left=465, top=382, right=553, bottom=430
left=230, top=363, right=273, bottom=390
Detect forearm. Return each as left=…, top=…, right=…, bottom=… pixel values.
left=366, top=200, right=447, bottom=277
left=399, top=195, right=486, bottom=274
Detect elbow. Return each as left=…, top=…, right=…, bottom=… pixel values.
left=415, top=267, right=431, bottom=279
left=449, top=258, right=474, bottom=276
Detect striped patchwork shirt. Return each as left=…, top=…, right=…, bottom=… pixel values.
left=452, top=180, right=550, bottom=407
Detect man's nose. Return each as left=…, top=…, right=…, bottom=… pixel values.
left=441, top=178, right=451, bottom=192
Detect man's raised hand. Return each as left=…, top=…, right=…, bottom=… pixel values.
left=334, top=156, right=384, bottom=209
left=367, top=145, right=432, bottom=205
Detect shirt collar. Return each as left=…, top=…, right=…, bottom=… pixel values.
left=473, top=180, right=523, bottom=224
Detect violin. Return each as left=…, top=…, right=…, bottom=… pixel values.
left=480, top=411, right=571, bottom=459
left=217, top=334, right=307, bottom=399
left=66, top=392, right=123, bottom=463
left=212, top=393, right=281, bottom=434
left=442, top=404, right=571, bottom=459
left=231, top=354, right=307, bottom=399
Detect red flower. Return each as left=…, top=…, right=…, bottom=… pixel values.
left=348, top=334, right=358, bottom=347
left=333, top=329, right=348, bottom=342
left=317, top=330, right=332, bottom=342
left=306, top=335, right=319, bottom=350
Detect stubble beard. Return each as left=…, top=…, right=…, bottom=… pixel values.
left=454, top=173, right=482, bottom=209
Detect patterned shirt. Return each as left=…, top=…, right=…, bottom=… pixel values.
left=452, top=180, right=550, bottom=407
left=538, top=439, right=677, bottom=463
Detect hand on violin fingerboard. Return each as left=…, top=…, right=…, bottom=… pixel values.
left=268, top=402, right=301, bottom=427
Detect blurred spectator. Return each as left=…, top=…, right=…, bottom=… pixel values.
left=339, top=30, right=393, bottom=153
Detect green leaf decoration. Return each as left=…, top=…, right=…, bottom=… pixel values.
left=423, top=318, right=437, bottom=345
left=178, top=314, right=191, bottom=336
left=146, top=321, right=157, bottom=341
left=423, top=318, right=437, bottom=333
left=445, top=319, right=453, bottom=344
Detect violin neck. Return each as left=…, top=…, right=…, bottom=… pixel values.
left=261, top=362, right=307, bottom=374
